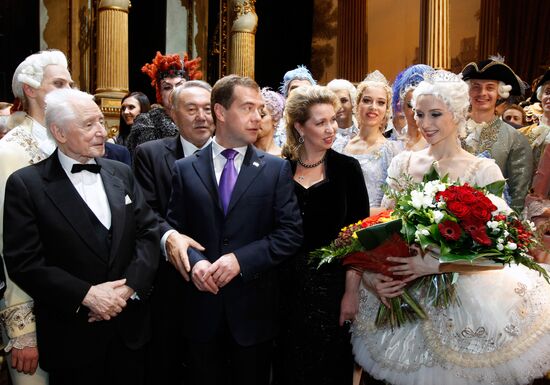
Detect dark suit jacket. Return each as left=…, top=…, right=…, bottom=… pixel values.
left=2, top=151, right=159, bottom=371
left=134, top=135, right=183, bottom=235
left=166, top=144, right=303, bottom=346
left=104, top=141, right=132, bottom=166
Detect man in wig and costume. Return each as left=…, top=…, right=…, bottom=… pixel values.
left=461, top=58, right=533, bottom=212
left=126, top=51, right=202, bottom=156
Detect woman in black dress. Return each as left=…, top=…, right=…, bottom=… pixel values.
left=276, top=85, right=370, bottom=385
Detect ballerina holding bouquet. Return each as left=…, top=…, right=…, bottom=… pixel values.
left=312, top=69, right=550, bottom=385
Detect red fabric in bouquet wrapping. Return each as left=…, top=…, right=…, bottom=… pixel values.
left=342, top=233, right=410, bottom=279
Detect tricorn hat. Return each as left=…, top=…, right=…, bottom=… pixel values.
left=461, top=60, right=523, bottom=96
left=530, top=68, right=550, bottom=103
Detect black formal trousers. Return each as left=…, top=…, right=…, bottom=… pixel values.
left=185, top=318, right=273, bottom=385
left=48, top=333, right=145, bottom=385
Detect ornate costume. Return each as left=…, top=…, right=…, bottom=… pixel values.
left=462, top=117, right=533, bottom=213
left=343, top=141, right=399, bottom=207
left=0, top=115, right=50, bottom=384
left=126, top=107, right=178, bottom=156
left=352, top=151, right=550, bottom=385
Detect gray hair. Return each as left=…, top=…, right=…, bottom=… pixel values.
left=12, top=50, right=68, bottom=104
left=45, top=88, right=95, bottom=134
left=171, top=80, right=212, bottom=110
left=326, top=79, right=357, bottom=108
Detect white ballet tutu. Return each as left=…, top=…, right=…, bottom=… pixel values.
left=351, top=264, right=550, bottom=385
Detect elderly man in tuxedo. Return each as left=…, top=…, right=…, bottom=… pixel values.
left=133, top=80, right=214, bottom=384
left=3, top=88, right=159, bottom=385
left=166, top=75, right=303, bottom=385
left=0, top=49, right=73, bottom=385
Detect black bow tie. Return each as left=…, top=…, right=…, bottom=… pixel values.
left=71, top=163, right=101, bottom=174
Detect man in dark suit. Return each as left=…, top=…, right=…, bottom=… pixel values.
left=3, top=88, right=159, bottom=385
left=166, top=75, right=303, bottom=385
left=133, top=80, right=214, bottom=384
left=104, top=141, right=131, bottom=166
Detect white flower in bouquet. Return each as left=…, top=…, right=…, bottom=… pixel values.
left=506, top=242, right=518, bottom=251
left=432, top=210, right=444, bottom=224
left=411, top=190, right=433, bottom=210
left=487, top=193, right=513, bottom=215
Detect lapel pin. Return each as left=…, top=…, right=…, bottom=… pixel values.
left=253, top=161, right=260, bottom=167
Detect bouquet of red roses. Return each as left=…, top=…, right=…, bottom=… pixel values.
left=310, top=168, right=548, bottom=328
left=394, top=170, right=547, bottom=279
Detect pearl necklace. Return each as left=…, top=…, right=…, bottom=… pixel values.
left=298, top=154, right=326, bottom=168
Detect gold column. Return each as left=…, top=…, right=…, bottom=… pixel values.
left=478, top=0, right=499, bottom=59
left=337, top=0, right=368, bottom=83
left=95, top=0, right=130, bottom=137
left=420, top=0, right=450, bottom=69
left=229, top=0, right=257, bottom=78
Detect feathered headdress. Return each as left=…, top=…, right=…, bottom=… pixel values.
left=141, top=51, right=203, bottom=103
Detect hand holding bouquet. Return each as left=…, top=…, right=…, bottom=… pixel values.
left=310, top=167, right=549, bottom=328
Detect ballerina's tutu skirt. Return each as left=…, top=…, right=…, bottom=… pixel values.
left=352, top=264, right=550, bottom=385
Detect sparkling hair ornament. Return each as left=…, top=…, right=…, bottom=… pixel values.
left=355, top=70, right=393, bottom=125
left=412, top=70, right=470, bottom=137
left=279, top=65, right=317, bottom=98
left=392, top=64, right=434, bottom=113
left=260, top=87, right=285, bottom=123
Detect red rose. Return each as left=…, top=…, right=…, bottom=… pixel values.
left=438, top=220, right=462, bottom=241
left=462, top=220, right=492, bottom=246
left=436, top=188, right=457, bottom=203
left=458, top=189, right=477, bottom=204
left=471, top=204, right=492, bottom=222
left=447, top=201, right=471, bottom=219
left=471, top=230, right=492, bottom=246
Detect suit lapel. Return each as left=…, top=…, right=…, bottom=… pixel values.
left=43, top=152, right=107, bottom=261
left=164, top=136, right=184, bottom=171
left=96, top=158, right=125, bottom=265
left=192, top=143, right=222, bottom=212
left=226, top=145, right=265, bottom=216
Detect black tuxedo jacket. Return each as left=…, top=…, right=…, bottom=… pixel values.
left=2, top=151, right=159, bottom=371
left=133, top=135, right=183, bottom=235
left=166, top=144, right=303, bottom=346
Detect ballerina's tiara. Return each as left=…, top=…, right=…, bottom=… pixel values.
left=364, top=70, right=389, bottom=85
left=423, top=69, right=463, bottom=84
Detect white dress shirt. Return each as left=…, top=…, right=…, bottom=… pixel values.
left=58, top=150, right=111, bottom=229
left=180, top=135, right=212, bottom=157
left=211, top=137, right=247, bottom=184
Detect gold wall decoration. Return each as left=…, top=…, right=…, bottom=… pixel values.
left=234, top=0, right=256, bottom=17
left=420, top=0, right=450, bottom=69
left=229, top=0, right=258, bottom=78
left=95, top=0, right=130, bottom=136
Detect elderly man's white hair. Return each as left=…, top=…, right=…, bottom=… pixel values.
left=45, top=88, right=95, bottom=134
left=12, top=50, right=68, bottom=101
left=326, top=79, right=357, bottom=107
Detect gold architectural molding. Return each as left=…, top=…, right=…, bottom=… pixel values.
left=234, top=0, right=256, bottom=18
left=95, top=0, right=130, bottom=134
left=229, top=0, right=257, bottom=78
left=420, top=0, right=450, bottom=69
